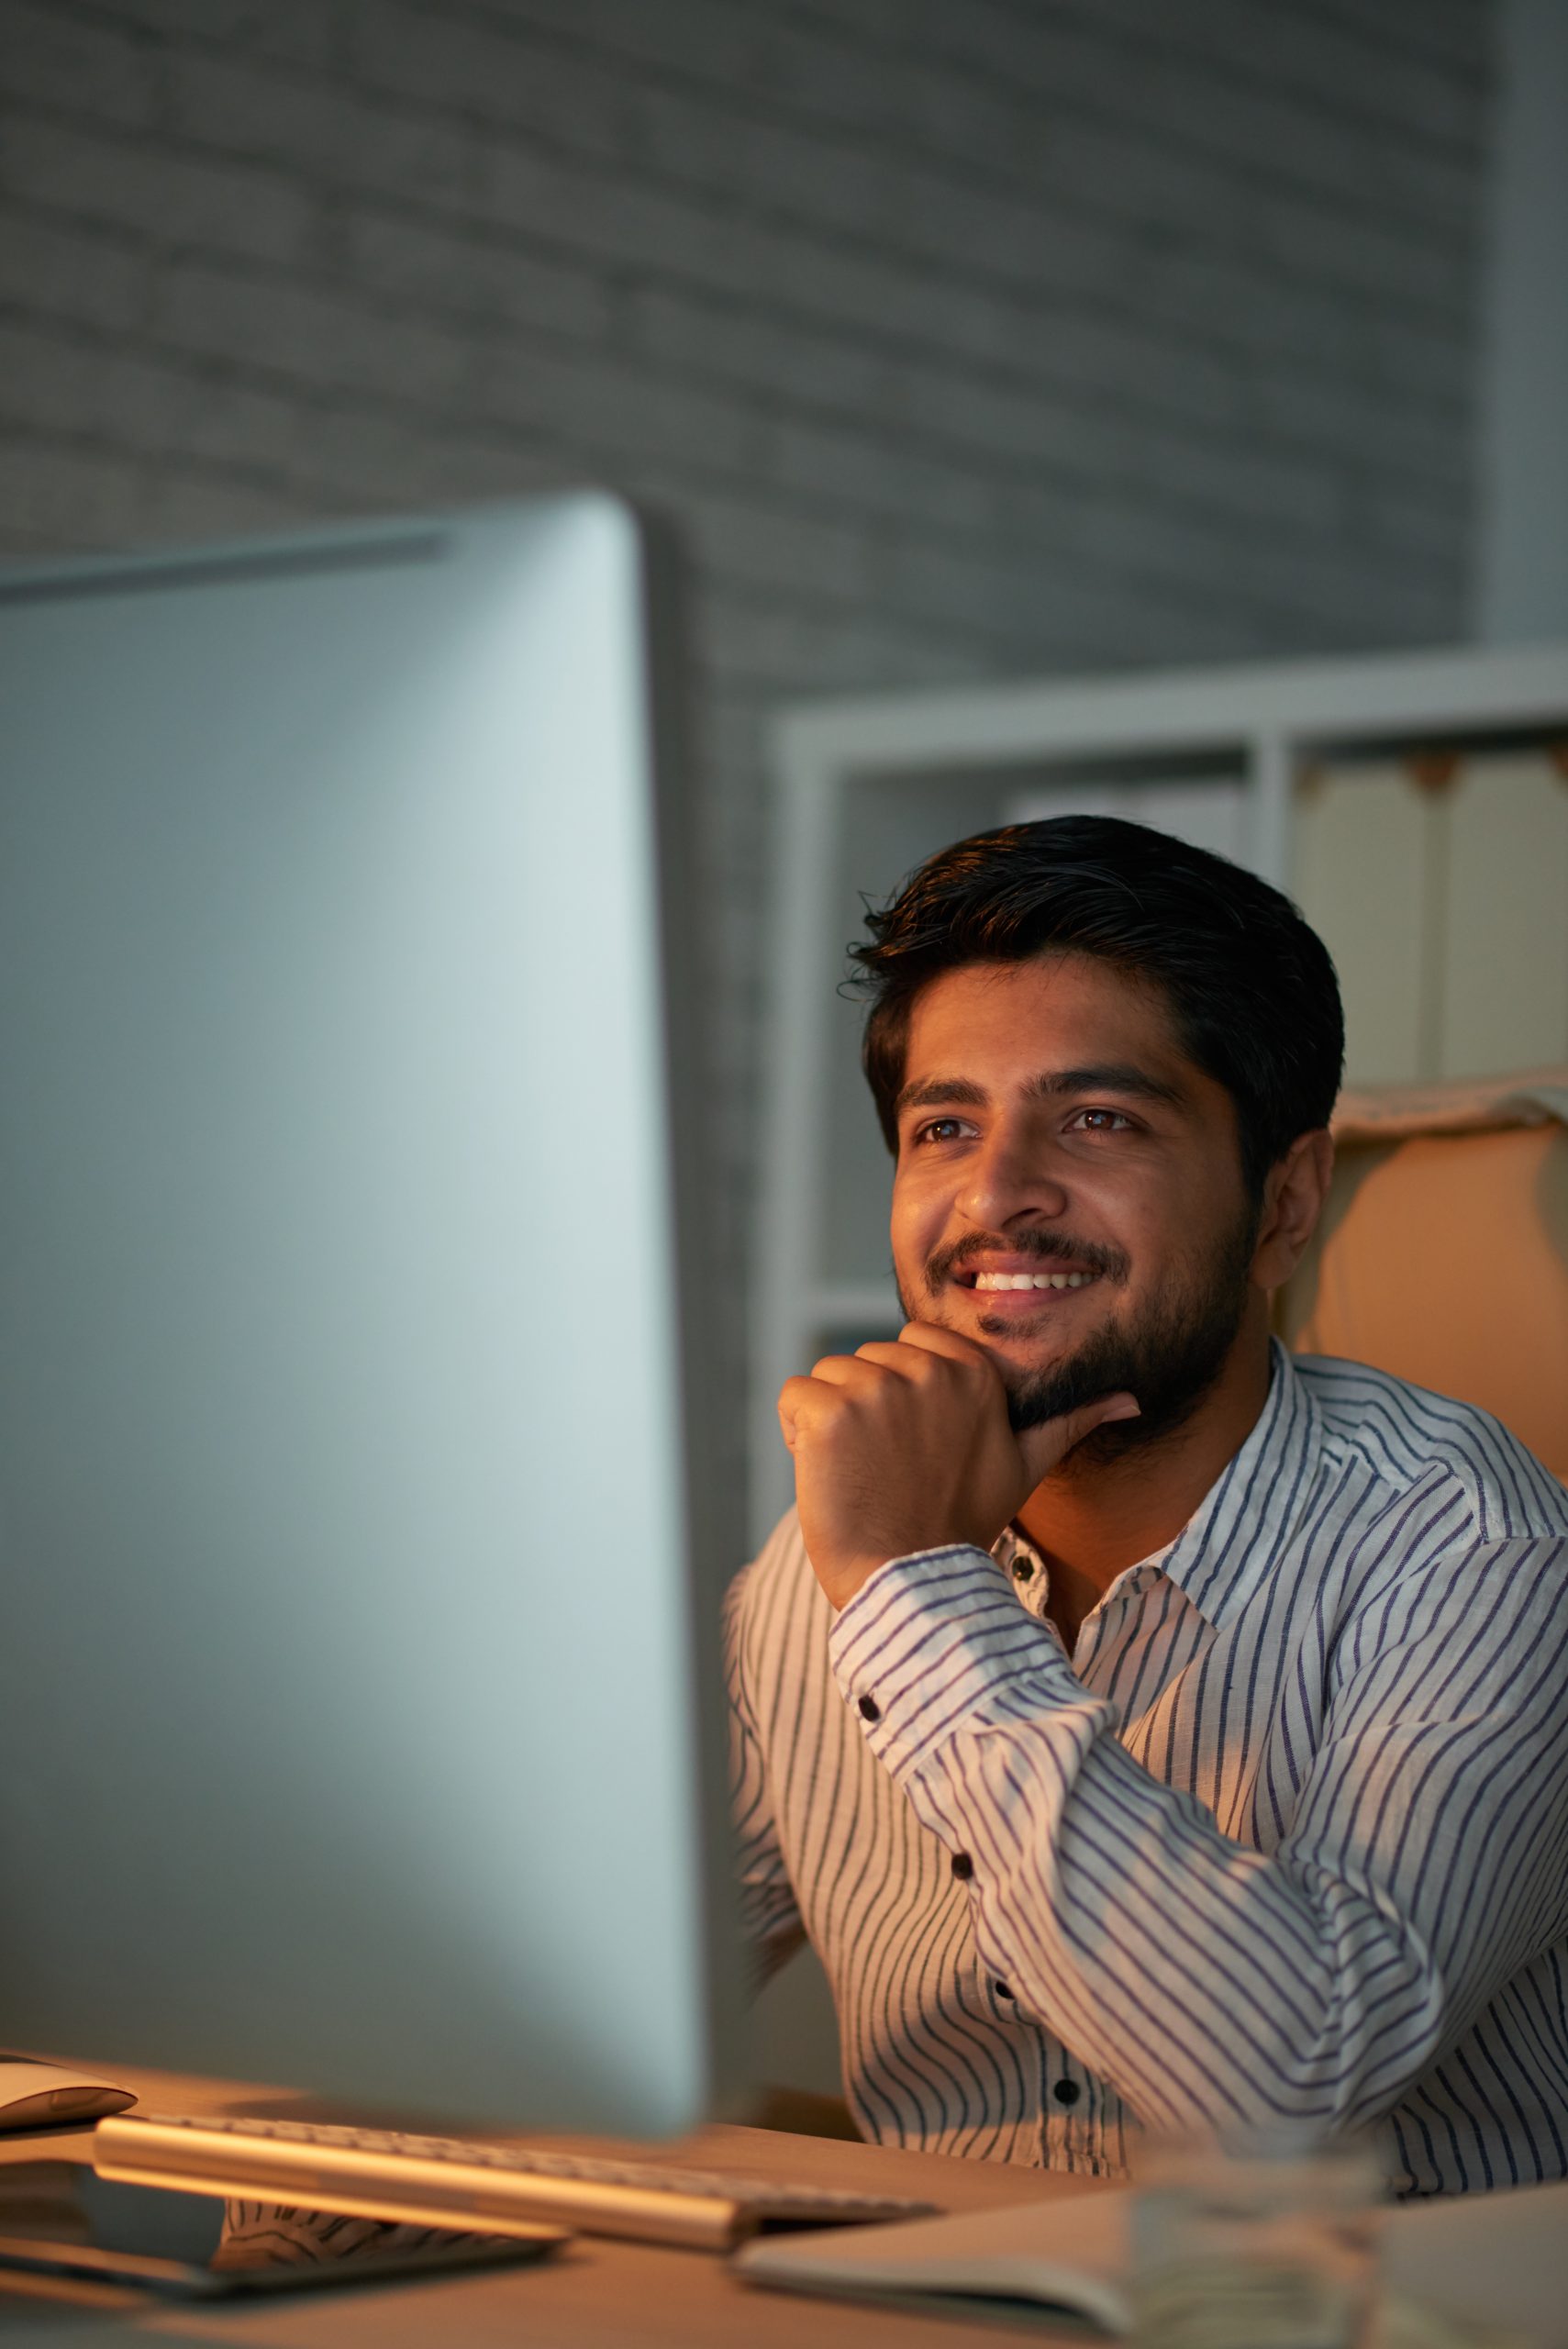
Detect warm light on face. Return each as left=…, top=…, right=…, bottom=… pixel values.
left=889, top=955, right=1259, bottom=1446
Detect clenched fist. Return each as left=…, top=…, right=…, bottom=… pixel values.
left=778, top=1322, right=1139, bottom=1610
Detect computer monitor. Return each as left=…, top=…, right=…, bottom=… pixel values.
left=0, top=495, right=745, bottom=2137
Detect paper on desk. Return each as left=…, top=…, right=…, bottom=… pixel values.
left=736, top=2177, right=1568, bottom=2344
left=739, top=2191, right=1133, bottom=2332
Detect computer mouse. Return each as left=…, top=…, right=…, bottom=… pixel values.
left=0, top=2060, right=137, bottom=2131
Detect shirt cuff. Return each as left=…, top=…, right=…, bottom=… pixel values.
left=828, top=1543, right=1089, bottom=1774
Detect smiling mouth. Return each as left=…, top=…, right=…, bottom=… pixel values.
left=962, top=1269, right=1099, bottom=1292
left=926, top=1233, right=1125, bottom=1305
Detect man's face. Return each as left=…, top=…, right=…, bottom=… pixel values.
left=888, top=953, right=1261, bottom=1451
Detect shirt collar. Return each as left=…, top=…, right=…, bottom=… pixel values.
left=1154, top=1341, right=1325, bottom=1627
left=997, top=1341, right=1326, bottom=1633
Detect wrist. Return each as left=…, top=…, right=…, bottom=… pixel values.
left=812, top=1535, right=999, bottom=1614
left=811, top=1548, right=899, bottom=1612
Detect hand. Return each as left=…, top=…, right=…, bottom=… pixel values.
left=777, top=1323, right=1139, bottom=1610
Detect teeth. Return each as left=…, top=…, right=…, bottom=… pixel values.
left=972, top=1271, right=1095, bottom=1291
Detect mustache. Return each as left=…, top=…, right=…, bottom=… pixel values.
left=924, top=1230, right=1129, bottom=1290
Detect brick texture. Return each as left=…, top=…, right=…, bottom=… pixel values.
left=0, top=0, right=1497, bottom=1530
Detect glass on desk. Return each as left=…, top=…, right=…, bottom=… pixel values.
left=1129, top=2126, right=1383, bottom=2349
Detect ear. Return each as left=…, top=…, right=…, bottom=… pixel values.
left=1251, top=1129, right=1334, bottom=1291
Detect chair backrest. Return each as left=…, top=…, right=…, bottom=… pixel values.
left=1278, top=1071, right=1568, bottom=1482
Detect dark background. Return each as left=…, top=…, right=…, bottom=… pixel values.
left=2, top=0, right=1563, bottom=1517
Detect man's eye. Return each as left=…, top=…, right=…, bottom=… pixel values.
left=1070, top=1108, right=1133, bottom=1134
left=914, top=1117, right=971, bottom=1145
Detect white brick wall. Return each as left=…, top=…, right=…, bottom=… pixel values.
left=0, top=0, right=1497, bottom=1539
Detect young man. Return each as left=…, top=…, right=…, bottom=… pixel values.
left=727, top=816, right=1568, bottom=2197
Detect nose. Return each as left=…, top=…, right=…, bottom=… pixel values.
left=955, top=1119, right=1070, bottom=1231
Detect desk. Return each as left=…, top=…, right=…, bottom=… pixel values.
left=0, top=2063, right=1114, bottom=2346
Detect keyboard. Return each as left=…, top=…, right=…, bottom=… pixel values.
left=92, top=2111, right=939, bottom=2254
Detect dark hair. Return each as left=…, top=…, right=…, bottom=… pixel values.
left=851, top=816, right=1343, bottom=1203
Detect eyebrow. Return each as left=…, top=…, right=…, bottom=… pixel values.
left=894, top=1063, right=1188, bottom=1120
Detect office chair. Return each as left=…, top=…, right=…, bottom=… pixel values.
left=1278, top=1068, right=1568, bottom=1483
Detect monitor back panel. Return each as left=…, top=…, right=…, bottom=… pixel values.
left=0, top=497, right=740, bottom=2136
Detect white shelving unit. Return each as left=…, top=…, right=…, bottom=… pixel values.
left=751, top=640, right=1568, bottom=1543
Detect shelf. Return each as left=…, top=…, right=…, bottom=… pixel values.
left=751, top=640, right=1568, bottom=1548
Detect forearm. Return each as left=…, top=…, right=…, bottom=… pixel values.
left=831, top=1548, right=1452, bottom=2139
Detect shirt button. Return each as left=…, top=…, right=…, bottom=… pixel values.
left=951, top=1853, right=973, bottom=1881
left=1052, top=2078, right=1081, bottom=2108
left=857, top=1694, right=880, bottom=1722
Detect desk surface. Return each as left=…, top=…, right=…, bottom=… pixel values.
left=0, top=2061, right=1112, bottom=2346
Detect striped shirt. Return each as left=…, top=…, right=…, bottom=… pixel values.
left=726, top=1346, right=1568, bottom=2197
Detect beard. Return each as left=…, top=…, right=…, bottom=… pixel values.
left=901, top=1208, right=1259, bottom=1464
